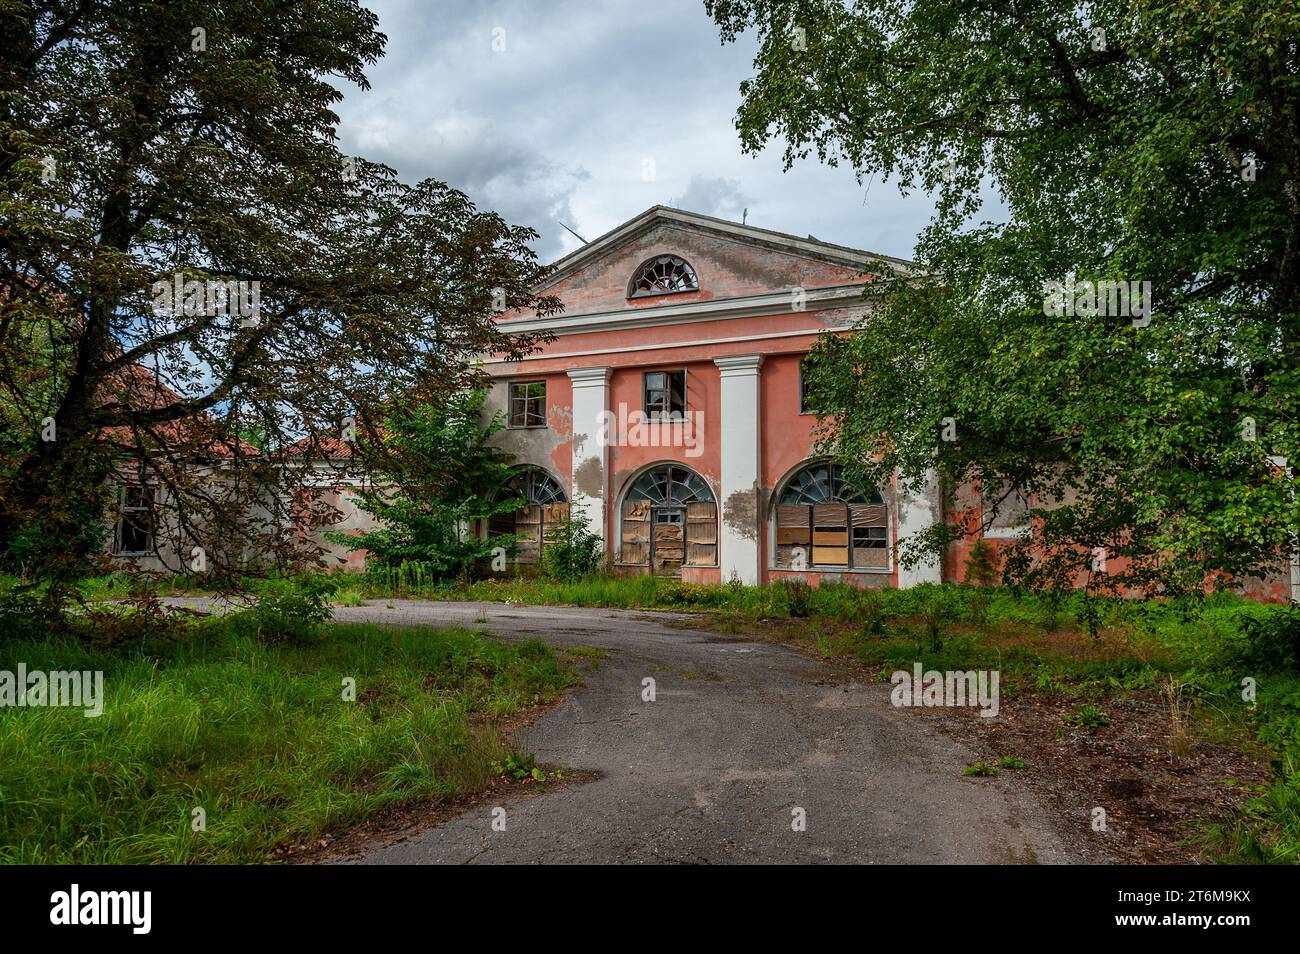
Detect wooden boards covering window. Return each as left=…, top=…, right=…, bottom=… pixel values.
left=488, top=502, right=570, bottom=564
left=775, top=502, right=888, bottom=569
left=620, top=500, right=650, bottom=564
left=620, top=499, right=717, bottom=568
left=686, top=500, right=717, bottom=566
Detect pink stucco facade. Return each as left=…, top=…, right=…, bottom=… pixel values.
left=485, top=206, right=932, bottom=588
left=481, top=206, right=1294, bottom=601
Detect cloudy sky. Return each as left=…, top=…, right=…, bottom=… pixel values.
left=335, top=0, right=946, bottom=264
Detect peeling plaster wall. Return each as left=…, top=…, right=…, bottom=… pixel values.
left=484, top=374, right=573, bottom=487
left=310, top=483, right=382, bottom=571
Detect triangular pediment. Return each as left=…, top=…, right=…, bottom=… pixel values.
left=533, top=207, right=909, bottom=318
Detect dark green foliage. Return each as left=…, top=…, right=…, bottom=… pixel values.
left=859, top=589, right=887, bottom=637
left=228, top=576, right=336, bottom=645
left=0, top=586, right=61, bottom=643
left=708, top=0, right=1300, bottom=597
left=1230, top=608, right=1300, bottom=674
left=963, top=539, right=1000, bottom=588
left=330, top=390, right=523, bottom=581
left=778, top=578, right=814, bottom=618
left=0, top=469, right=111, bottom=579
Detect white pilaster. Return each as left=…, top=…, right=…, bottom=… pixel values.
left=1273, top=456, right=1300, bottom=604
left=895, top=467, right=944, bottom=588
left=567, top=367, right=612, bottom=557
left=714, top=355, right=764, bottom=584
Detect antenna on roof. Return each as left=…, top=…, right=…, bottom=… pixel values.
left=558, top=222, right=589, bottom=245
left=742, top=207, right=748, bottom=225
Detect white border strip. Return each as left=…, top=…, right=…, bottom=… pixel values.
left=486, top=327, right=844, bottom=366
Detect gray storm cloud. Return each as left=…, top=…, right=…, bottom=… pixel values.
left=334, top=0, right=953, bottom=263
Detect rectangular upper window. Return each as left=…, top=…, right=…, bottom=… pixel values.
left=643, top=370, right=685, bottom=420
left=984, top=483, right=1032, bottom=538
left=508, top=381, right=546, bottom=428
left=114, top=484, right=154, bottom=555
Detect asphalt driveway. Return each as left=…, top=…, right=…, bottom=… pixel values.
left=169, top=597, right=1098, bottom=864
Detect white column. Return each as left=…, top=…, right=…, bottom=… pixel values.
left=1273, top=456, right=1300, bottom=604
left=895, top=467, right=944, bottom=587
left=567, top=367, right=612, bottom=557
left=714, top=355, right=763, bottom=585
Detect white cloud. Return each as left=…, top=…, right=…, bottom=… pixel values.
left=335, top=0, right=977, bottom=263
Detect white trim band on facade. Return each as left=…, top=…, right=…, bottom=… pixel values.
left=498, top=284, right=872, bottom=337
left=484, top=328, right=840, bottom=367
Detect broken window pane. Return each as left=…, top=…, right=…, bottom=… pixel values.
left=628, top=255, right=699, bottom=297
left=508, top=381, right=546, bottom=428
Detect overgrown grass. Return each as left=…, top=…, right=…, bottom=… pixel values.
left=0, top=620, right=575, bottom=864
left=5, top=567, right=1298, bottom=862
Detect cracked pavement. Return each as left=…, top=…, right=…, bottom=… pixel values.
left=170, top=597, right=1095, bottom=864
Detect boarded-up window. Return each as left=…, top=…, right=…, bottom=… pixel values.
left=489, top=469, right=568, bottom=564
left=850, top=503, right=888, bottom=568
left=773, top=463, right=886, bottom=570
left=620, top=499, right=650, bottom=564
left=514, top=504, right=543, bottom=562
left=620, top=465, right=717, bottom=568
left=686, top=500, right=717, bottom=566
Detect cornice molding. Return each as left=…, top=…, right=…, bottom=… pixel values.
left=499, top=282, right=872, bottom=337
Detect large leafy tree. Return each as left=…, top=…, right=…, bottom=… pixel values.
left=0, top=1, right=558, bottom=591
left=709, top=0, right=1299, bottom=597
left=327, top=389, right=526, bottom=578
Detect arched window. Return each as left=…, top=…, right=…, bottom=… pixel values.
left=774, top=462, right=888, bottom=569
left=488, top=469, right=569, bottom=563
left=512, top=469, right=567, bottom=505
left=628, top=255, right=699, bottom=298
left=619, top=464, right=717, bottom=574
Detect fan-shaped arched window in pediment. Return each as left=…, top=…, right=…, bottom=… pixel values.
left=628, top=255, right=699, bottom=298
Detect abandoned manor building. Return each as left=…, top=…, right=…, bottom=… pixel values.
left=481, top=206, right=948, bottom=589
left=109, top=205, right=1293, bottom=601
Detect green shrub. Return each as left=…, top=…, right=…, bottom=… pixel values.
left=859, top=590, right=887, bottom=637
left=1230, top=607, right=1300, bottom=674
left=778, top=578, right=813, bottom=618
left=0, top=587, right=61, bottom=643
left=540, top=508, right=604, bottom=582
left=1063, top=703, right=1110, bottom=728
left=231, top=576, right=335, bottom=644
